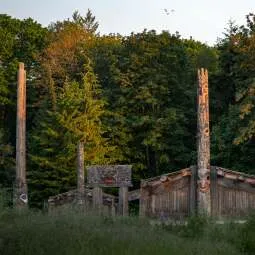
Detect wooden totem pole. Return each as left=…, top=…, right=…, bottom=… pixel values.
left=197, top=68, right=211, bottom=215
left=14, top=63, right=28, bottom=208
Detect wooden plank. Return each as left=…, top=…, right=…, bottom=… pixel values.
left=139, top=183, right=147, bottom=217
left=92, top=187, right=102, bottom=213
left=128, top=189, right=140, bottom=201
left=151, top=194, right=156, bottom=214
left=189, top=165, right=197, bottom=215
left=14, top=63, right=28, bottom=208
left=118, top=186, right=128, bottom=216
left=111, top=199, right=116, bottom=217
left=210, top=166, right=218, bottom=217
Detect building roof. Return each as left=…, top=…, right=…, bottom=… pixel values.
left=48, top=188, right=117, bottom=207
left=141, top=166, right=255, bottom=187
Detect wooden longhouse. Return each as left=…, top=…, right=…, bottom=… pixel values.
left=139, top=68, right=255, bottom=219
left=139, top=166, right=255, bottom=218
left=48, top=188, right=117, bottom=215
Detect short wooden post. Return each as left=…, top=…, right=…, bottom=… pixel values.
left=92, top=186, right=102, bottom=213
left=139, top=181, right=148, bottom=217
left=151, top=194, right=156, bottom=214
left=77, top=141, right=85, bottom=205
left=118, top=186, right=128, bottom=216
left=14, top=63, right=28, bottom=208
left=197, top=68, right=211, bottom=215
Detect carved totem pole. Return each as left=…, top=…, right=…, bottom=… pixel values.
left=14, top=63, right=28, bottom=208
left=197, top=68, right=211, bottom=215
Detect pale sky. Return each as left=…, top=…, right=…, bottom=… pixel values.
left=0, top=0, right=255, bottom=45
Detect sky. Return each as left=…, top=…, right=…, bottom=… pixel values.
left=0, top=0, right=255, bottom=45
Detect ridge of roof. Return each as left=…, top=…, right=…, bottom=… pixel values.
left=141, top=165, right=255, bottom=184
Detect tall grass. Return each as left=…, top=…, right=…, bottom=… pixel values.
left=0, top=207, right=254, bottom=255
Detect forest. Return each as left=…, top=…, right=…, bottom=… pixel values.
left=0, top=10, right=254, bottom=208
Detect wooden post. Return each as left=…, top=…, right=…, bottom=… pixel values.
left=118, top=186, right=128, bottom=216
left=139, top=183, right=145, bottom=217
left=151, top=194, right=156, bottom=214
left=111, top=198, right=116, bottom=216
left=197, top=68, right=211, bottom=215
left=77, top=141, right=85, bottom=205
left=92, top=186, right=102, bottom=213
left=14, top=63, right=28, bottom=208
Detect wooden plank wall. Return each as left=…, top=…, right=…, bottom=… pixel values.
left=217, top=186, right=255, bottom=217
left=211, top=169, right=255, bottom=217
left=140, top=176, right=191, bottom=219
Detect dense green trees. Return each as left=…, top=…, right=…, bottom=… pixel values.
left=105, top=31, right=198, bottom=178
left=28, top=62, right=115, bottom=207
left=211, top=14, right=255, bottom=173
left=0, top=11, right=254, bottom=206
left=0, top=14, right=48, bottom=191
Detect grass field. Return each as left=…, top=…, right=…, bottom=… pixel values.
left=1, top=207, right=255, bottom=255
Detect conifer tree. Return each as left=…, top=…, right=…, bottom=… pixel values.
left=29, top=61, right=115, bottom=207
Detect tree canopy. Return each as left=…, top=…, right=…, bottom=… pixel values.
left=0, top=10, right=254, bottom=207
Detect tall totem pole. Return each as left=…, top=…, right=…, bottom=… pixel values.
left=14, top=63, right=28, bottom=208
left=197, top=68, right=211, bottom=215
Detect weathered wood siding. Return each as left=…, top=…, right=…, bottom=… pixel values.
left=216, top=185, right=255, bottom=217
left=140, top=166, right=255, bottom=219
left=211, top=167, right=255, bottom=217
left=140, top=169, right=191, bottom=218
